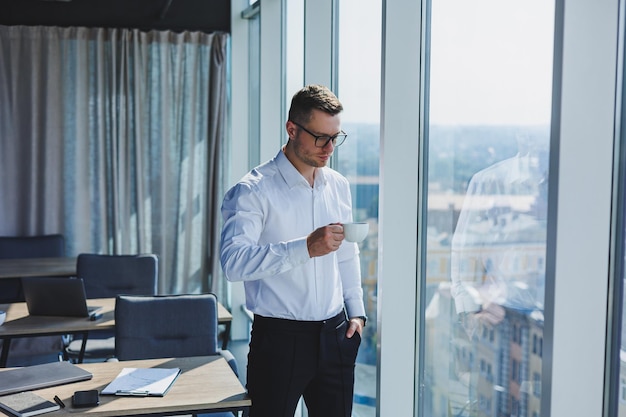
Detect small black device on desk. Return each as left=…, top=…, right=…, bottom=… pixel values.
left=72, top=390, right=99, bottom=408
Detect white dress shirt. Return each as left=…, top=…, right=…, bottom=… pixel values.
left=220, top=149, right=366, bottom=321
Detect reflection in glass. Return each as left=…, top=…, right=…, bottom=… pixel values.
left=423, top=1, right=554, bottom=416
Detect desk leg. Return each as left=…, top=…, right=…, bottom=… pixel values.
left=77, top=331, right=89, bottom=363
left=0, top=337, right=11, bottom=368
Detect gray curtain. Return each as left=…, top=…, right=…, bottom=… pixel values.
left=0, top=25, right=228, bottom=296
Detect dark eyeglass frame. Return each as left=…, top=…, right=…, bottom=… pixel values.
left=291, top=120, right=347, bottom=148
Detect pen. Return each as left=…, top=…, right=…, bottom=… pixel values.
left=115, top=390, right=150, bottom=396
left=53, top=395, right=66, bottom=408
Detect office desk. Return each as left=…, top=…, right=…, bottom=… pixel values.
left=0, top=257, right=77, bottom=279
left=0, top=298, right=233, bottom=367
left=0, top=355, right=251, bottom=416
left=0, top=258, right=234, bottom=349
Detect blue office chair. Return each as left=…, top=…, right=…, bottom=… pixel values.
left=0, top=234, right=66, bottom=366
left=0, top=234, right=66, bottom=302
left=115, top=293, right=240, bottom=417
left=64, top=253, right=158, bottom=362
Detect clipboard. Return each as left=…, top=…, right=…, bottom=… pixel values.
left=100, top=367, right=181, bottom=397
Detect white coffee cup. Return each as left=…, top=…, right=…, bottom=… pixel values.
left=342, top=222, right=369, bottom=243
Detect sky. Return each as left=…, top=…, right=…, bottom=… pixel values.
left=337, top=0, right=555, bottom=126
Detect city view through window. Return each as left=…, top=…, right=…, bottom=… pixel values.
left=337, top=1, right=381, bottom=415
left=424, top=2, right=554, bottom=415
left=338, top=1, right=555, bottom=416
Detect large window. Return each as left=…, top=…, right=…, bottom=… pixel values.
left=233, top=0, right=621, bottom=414
left=423, top=1, right=555, bottom=416
left=337, top=1, right=382, bottom=416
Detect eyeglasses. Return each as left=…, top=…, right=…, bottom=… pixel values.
left=291, top=121, right=347, bottom=148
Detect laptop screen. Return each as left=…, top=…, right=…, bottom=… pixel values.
left=21, top=277, right=99, bottom=317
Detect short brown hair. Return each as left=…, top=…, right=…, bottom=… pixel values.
left=288, top=85, right=343, bottom=125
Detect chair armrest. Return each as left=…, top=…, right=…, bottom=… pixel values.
left=218, top=349, right=239, bottom=377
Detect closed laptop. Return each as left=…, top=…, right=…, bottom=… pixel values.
left=0, top=361, right=92, bottom=396
left=22, top=277, right=100, bottom=317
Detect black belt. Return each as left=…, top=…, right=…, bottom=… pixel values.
left=253, top=311, right=346, bottom=333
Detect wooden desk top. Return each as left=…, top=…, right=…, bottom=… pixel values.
left=0, top=298, right=232, bottom=338
left=2, top=356, right=250, bottom=416
left=0, top=298, right=115, bottom=338
left=0, top=257, right=77, bottom=279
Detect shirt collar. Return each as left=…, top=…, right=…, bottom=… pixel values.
left=276, top=149, right=328, bottom=189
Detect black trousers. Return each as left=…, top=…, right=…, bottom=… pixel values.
left=246, top=312, right=361, bottom=417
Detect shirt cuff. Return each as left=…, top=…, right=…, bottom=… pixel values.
left=288, top=236, right=312, bottom=264
left=344, top=299, right=366, bottom=319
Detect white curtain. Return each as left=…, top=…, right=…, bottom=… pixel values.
left=0, top=25, right=229, bottom=296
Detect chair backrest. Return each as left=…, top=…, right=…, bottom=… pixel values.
left=76, top=253, right=158, bottom=299
left=114, top=293, right=219, bottom=361
left=0, top=234, right=65, bottom=303
left=0, top=234, right=65, bottom=259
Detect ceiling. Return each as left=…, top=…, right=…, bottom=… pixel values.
left=0, top=0, right=231, bottom=33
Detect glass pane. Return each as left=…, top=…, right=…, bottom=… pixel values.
left=423, top=1, right=554, bottom=417
left=337, top=1, right=382, bottom=416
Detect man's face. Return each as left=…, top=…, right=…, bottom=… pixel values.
left=287, top=109, right=342, bottom=168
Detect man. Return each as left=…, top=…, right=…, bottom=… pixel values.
left=220, top=84, right=366, bottom=417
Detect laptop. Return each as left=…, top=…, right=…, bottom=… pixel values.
left=0, top=361, right=93, bottom=396
left=21, top=277, right=101, bottom=318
